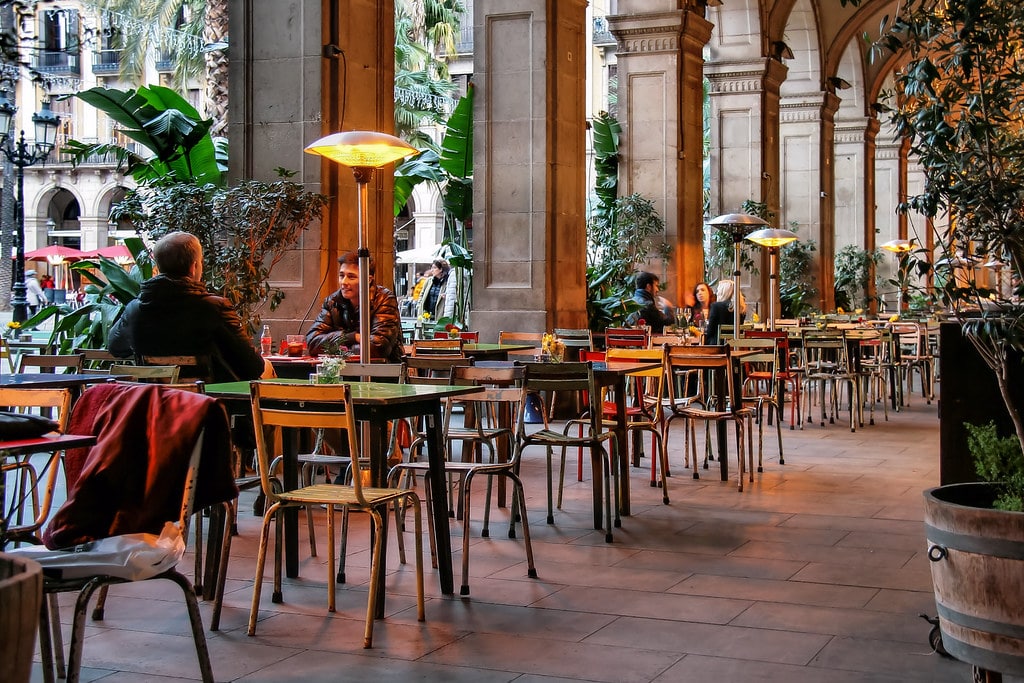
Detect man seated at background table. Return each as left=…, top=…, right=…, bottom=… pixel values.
left=108, top=231, right=269, bottom=383
left=305, top=250, right=404, bottom=362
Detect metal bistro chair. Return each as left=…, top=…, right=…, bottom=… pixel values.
left=0, top=388, right=72, bottom=547
left=514, top=361, right=621, bottom=542
left=247, top=381, right=425, bottom=648
left=392, top=364, right=537, bottom=595
left=667, top=344, right=757, bottom=491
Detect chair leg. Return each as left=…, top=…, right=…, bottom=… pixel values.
left=164, top=570, right=216, bottom=682
left=210, top=501, right=234, bottom=631
left=247, top=502, right=278, bottom=636
left=363, top=509, right=385, bottom=648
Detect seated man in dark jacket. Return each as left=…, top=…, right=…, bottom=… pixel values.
left=628, top=271, right=675, bottom=333
left=305, top=250, right=404, bottom=362
left=108, top=231, right=267, bottom=383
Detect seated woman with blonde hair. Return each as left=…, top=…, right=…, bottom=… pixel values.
left=704, top=279, right=746, bottom=345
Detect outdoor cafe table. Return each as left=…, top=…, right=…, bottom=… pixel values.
left=1, top=434, right=96, bottom=548
left=205, top=378, right=479, bottom=610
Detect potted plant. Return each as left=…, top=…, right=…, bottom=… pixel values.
left=860, top=0, right=1024, bottom=674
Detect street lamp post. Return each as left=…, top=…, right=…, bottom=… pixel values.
left=707, top=213, right=769, bottom=338
left=746, top=228, right=799, bottom=330
left=304, top=130, right=418, bottom=364
left=0, top=95, right=61, bottom=322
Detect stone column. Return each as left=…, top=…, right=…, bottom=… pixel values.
left=229, top=0, right=395, bottom=325
left=608, top=8, right=713, bottom=309
left=706, top=58, right=786, bottom=312
left=471, top=0, right=588, bottom=337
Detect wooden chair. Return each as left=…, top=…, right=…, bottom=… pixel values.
left=140, top=354, right=211, bottom=382
left=109, top=364, right=181, bottom=383
left=16, top=353, right=84, bottom=375
left=247, top=381, right=425, bottom=648
left=742, top=329, right=802, bottom=429
left=727, top=337, right=786, bottom=473
left=605, top=346, right=670, bottom=499
left=73, top=348, right=117, bottom=373
left=665, top=344, right=757, bottom=491
left=497, top=330, right=544, bottom=358
left=605, top=327, right=650, bottom=349
left=433, top=330, right=480, bottom=343
left=411, top=338, right=464, bottom=356
left=0, top=388, right=72, bottom=546
left=27, top=384, right=231, bottom=683
left=514, top=361, right=621, bottom=541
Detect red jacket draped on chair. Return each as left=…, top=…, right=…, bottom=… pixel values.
left=44, top=382, right=238, bottom=549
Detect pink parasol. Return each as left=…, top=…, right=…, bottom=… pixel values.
left=22, top=244, right=87, bottom=262
left=85, top=245, right=134, bottom=260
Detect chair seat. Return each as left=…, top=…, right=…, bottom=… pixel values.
left=277, top=483, right=410, bottom=506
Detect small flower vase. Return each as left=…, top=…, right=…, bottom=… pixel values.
left=314, top=356, right=346, bottom=384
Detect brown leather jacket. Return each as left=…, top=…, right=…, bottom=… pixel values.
left=305, top=283, right=403, bottom=361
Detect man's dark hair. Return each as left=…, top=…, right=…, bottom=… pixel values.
left=153, top=231, right=201, bottom=278
left=338, top=250, right=375, bottom=276
left=635, top=271, right=658, bottom=291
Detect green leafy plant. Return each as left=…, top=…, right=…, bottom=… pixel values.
left=61, top=85, right=223, bottom=186
left=778, top=225, right=817, bottom=318
left=394, top=84, right=474, bottom=327
left=834, top=244, right=881, bottom=311
left=968, top=421, right=1024, bottom=512
left=586, top=193, right=671, bottom=331
left=111, top=171, right=327, bottom=333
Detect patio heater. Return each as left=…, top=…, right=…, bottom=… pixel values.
left=880, top=239, right=914, bottom=315
left=304, top=131, right=417, bottom=364
left=746, top=228, right=798, bottom=330
left=707, top=213, right=769, bottom=338
left=0, top=95, right=61, bottom=322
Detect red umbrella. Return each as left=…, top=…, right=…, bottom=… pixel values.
left=85, top=245, right=133, bottom=260
left=22, top=244, right=87, bottom=261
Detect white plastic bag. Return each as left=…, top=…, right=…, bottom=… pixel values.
left=10, top=522, right=185, bottom=581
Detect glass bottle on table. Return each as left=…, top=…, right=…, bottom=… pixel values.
left=260, top=324, right=273, bottom=356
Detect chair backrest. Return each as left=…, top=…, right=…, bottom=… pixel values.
left=0, top=387, right=72, bottom=431
left=742, top=329, right=793, bottom=371
left=249, top=382, right=368, bottom=504
left=433, top=330, right=480, bottom=343
left=405, top=355, right=472, bottom=381
left=553, top=328, right=594, bottom=349
left=606, top=346, right=667, bottom=414
left=140, top=354, right=212, bottom=381
left=16, top=353, right=84, bottom=374
left=605, top=327, right=650, bottom=349
left=336, top=361, right=407, bottom=383
left=664, top=344, right=743, bottom=414
left=412, top=338, right=465, bottom=356
left=110, top=364, right=181, bottom=383
left=516, top=361, right=600, bottom=431
left=497, top=331, right=544, bottom=348
left=73, top=348, right=117, bottom=371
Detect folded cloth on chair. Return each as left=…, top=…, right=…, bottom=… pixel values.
left=43, top=383, right=238, bottom=549
left=0, top=410, right=59, bottom=439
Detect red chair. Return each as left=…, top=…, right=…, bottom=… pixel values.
left=433, top=330, right=481, bottom=343
left=743, top=329, right=801, bottom=429
left=604, top=327, right=650, bottom=349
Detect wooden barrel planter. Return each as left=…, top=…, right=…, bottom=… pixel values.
left=924, top=483, right=1024, bottom=676
left=0, top=552, right=43, bottom=683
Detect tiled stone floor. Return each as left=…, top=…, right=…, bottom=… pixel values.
left=28, top=384, right=1006, bottom=682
